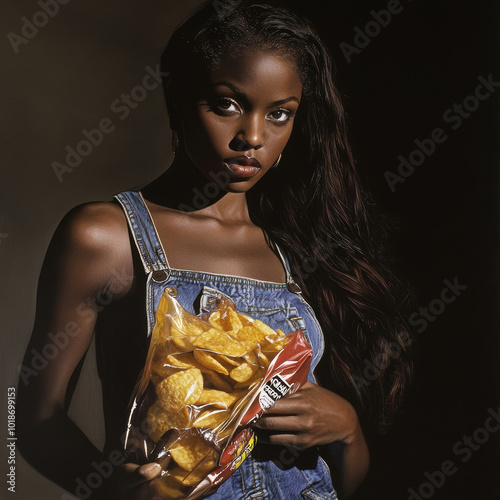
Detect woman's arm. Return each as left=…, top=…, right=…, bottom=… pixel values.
left=329, top=409, right=370, bottom=498
left=17, top=203, right=160, bottom=499
left=254, top=381, right=370, bottom=498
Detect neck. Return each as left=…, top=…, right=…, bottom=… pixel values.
left=141, top=152, right=251, bottom=223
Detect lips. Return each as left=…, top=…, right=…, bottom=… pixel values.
left=223, top=155, right=261, bottom=179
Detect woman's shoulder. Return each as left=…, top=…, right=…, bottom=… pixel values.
left=48, top=200, right=134, bottom=296
left=59, top=201, right=128, bottom=252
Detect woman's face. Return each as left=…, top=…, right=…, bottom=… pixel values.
left=180, top=50, right=303, bottom=192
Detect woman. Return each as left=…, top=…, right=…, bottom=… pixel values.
left=18, top=1, right=414, bottom=499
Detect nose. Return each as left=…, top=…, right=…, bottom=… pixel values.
left=229, top=114, right=264, bottom=152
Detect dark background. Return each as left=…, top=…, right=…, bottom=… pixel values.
left=1, top=0, right=498, bottom=499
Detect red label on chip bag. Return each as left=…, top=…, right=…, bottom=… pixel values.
left=237, top=329, right=311, bottom=429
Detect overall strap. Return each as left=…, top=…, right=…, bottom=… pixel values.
left=274, top=243, right=302, bottom=294
left=114, top=191, right=171, bottom=281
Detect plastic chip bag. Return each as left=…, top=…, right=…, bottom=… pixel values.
left=124, top=288, right=312, bottom=499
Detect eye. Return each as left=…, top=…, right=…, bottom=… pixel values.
left=267, top=108, right=295, bottom=124
left=212, top=97, right=241, bottom=115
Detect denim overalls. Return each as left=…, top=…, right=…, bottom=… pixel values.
left=115, top=191, right=338, bottom=500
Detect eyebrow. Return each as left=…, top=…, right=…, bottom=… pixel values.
left=212, top=81, right=300, bottom=106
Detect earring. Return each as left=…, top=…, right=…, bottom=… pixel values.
left=171, top=130, right=179, bottom=154
left=271, top=153, right=282, bottom=169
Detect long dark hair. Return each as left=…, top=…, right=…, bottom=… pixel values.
left=161, top=1, right=414, bottom=433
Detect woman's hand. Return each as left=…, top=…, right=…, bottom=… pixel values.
left=105, top=462, right=162, bottom=500
left=254, top=381, right=359, bottom=449
left=110, top=463, right=212, bottom=500
left=254, top=382, right=370, bottom=497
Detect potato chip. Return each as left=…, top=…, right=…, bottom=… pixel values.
left=168, top=466, right=200, bottom=487
left=208, top=311, right=224, bottom=331
left=230, top=389, right=249, bottom=403
left=242, top=351, right=258, bottom=366
left=152, top=340, right=169, bottom=361
left=167, top=353, right=202, bottom=370
left=195, top=389, right=238, bottom=409
left=253, top=319, right=279, bottom=337
left=156, top=368, right=204, bottom=412
left=255, top=348, right=270, bottom=368
left=234, top=368, right=266, bottom=389
left=192, top=408, right=231, bottom=430
left=277, top=328, right=285, bottom=337
left=235, top=311, right=254, bottom=327
left=170, top=326, right=194, bottom=351
left=192, top=329, right=246, bottom=356
left=194, top=349, right=229, bottom=375
left=217, top=354, right=240, bottom=367
left=236, top=326, right=268, bottom=345
left=240, top=339, right=260, bottom=351
left=170, top=434, right=214, bottom=471
left=146, top=403, right=191, bottom=442
left=202, top=370, right=234, bottom=393
left=208, top=307, right=243, bottom=333
left=222, top=307, right=243, bottom=332
left=152, top=479, right=184, bottom=499
left=168, top=462, right=214, bottom=487
left=183, top=319, right=210, bottom=337
left=170, top=452, right=217, bottom=485
left=151, top=342, right=179, bottom=382
left=230, top=362, right=256, bottom=383
left=262, top=336, right=290, bottom=354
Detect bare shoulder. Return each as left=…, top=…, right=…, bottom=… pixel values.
left=45, top=201, right=135, bottom=297
left=60, top=201, right=129, bottom=250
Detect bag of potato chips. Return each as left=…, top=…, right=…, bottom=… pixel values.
left=124, top=288, right=312, bottom=499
